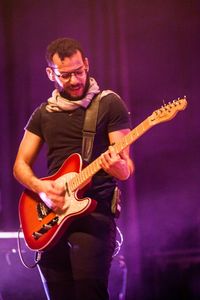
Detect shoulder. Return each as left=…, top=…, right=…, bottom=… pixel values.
left=33, top=102, right=48, bottom=114
left=99, top=90, right=129, bottom=114
left=100, top=90, right=121, bottom=102
left=28, top=102, right=51, bottom=120
left=101, top=90, right=126, bottom=107
left=25, top=102, right=48, bottom=134
left=97, top=90, right=131, bottom=131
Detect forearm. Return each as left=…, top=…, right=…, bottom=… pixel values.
left=14, top=161, right=67, bottom=212
left=100, top=145, right=135, bottom=181
left=13, top=160, right=42, bottom=193
left=108, top=157, right=134, bottom=181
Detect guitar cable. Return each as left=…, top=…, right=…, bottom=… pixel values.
left=17, top=226, right=42, bottom=269
left=17, top=225, right=123, bottom=267
left=113, top=226, right=124, bottom=257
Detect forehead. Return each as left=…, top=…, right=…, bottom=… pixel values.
left=52, top=50, right=84, bottom=71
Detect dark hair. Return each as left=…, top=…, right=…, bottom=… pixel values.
left=45, top=37, right=85, bottom=66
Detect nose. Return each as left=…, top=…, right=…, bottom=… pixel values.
left=69, top=73, right=79, bottom=84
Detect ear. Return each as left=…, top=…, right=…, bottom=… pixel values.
left=84, top=57, right=89, bottom=72
left=46, top=67, right=55, bottom=82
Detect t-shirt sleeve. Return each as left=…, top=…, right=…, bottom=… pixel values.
left=25, top=104, right=44, bottom=139
left=105, top=93, right=131, bottom=132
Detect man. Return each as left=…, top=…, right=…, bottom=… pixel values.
left=13, top=37, right=134, bottom=300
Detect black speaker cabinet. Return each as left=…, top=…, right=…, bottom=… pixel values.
left=0, top=233, right=126, bottom=300
left=0, top=232, right=46, bottom=300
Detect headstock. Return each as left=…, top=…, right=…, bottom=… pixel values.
left=149, top=97, right=188, bottom=125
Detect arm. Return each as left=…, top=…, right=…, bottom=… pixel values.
left=100, top=128, right=135, bottom=180
left=13, top=130, right=66, bottom=211
left=13, top=130, right=44, bottom=191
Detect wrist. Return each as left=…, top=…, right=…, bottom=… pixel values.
left=30, top=176, right=43, bottom=193
left=111, top=160, right=131, bottom=180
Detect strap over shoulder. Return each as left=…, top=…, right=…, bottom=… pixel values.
left=82, top=93, right=101, bottom=162
left=82, top=90, right=118, bottom=162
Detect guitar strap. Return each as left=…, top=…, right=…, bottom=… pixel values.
left=82, top=92, right=101, bottom=162
left=82, top=92, right=121, bottom=218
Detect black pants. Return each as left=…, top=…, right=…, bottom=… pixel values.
left=37, top=213, right=116, bottom=300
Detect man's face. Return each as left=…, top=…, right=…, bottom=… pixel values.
left=46, top=50, right=89, bottom=100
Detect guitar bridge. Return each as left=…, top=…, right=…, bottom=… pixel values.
left=32, top=216, right=59, bottom=240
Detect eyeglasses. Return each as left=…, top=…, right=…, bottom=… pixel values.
left=51, top=66, right=87, bottom=82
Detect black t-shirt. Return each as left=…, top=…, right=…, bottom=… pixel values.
left=26, top=92, right=131, bottom=214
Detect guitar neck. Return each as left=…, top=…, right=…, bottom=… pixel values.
left=113, top=117, right=152, bottom=154
left=69, top=117, right=153, bottom=191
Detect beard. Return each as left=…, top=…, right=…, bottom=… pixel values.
left=55, top=72, right=90, bottom=101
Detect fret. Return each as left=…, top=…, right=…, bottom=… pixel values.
left=77, top=173, right=83, bottom=185
left=73, top=177, right=78, bottom=189
left=90, top=162, right=95, bottom=174
left=68, top=178, right=74, bottom=192
left=69, top=158, right=101, bottom=191
left=93, top=159, right=100, bottom=173
left=135, top=127, right=140, bottom=137
left=127, top=131, right=136, bottom=144
left=70, top=177, right=77, bottom=191
left=82, top=168, right=88, bottom=180
left=81, top=169, right=88, bottom=182
left=136, top=124, right=143, bottom=136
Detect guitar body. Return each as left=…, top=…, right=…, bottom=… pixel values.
left=19, top=153, right=97, bottom=251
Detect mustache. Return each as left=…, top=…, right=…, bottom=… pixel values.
left=69, top=83, right=82, bottom=88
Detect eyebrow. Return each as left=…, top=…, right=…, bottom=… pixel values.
left=53, top=65, right=84, bottom=74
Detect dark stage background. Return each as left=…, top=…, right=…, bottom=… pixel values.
left=0, top=1, right=200, bottom=299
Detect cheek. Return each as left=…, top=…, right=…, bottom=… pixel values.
left=53, top=80, right=64, bottom=92
left=54, top=78, right=65, bottom=89
left=81, top=77, right=87, bottom=86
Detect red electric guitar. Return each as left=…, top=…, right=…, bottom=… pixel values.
left=19, top=97, right=187, bottom=251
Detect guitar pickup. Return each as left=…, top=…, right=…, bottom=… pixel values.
left=32, top=232, right=43, bottom=240
left=43, top=224, right=52, bottom=230
left=32, top=216, right=59, bottom=240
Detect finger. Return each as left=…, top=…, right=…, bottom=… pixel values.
left=100, top=153, right=110, bottom=169
left=108, top=145, right=119, bottom=158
